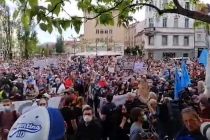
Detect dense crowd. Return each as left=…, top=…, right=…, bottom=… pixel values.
left=0, top=55, right=209, bottom=140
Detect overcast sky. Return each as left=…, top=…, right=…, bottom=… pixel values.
left=6, top=0, right=210, bottom=44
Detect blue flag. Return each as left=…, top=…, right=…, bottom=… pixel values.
left=199, top=49, right=208, bottom=67
left=174, top=68, right=183, bottom=100
left=181, top=61, right=191, bottom=88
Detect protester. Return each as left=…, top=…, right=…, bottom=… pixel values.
left=176, top=107, right=207, bottom=140
left=0, top=99, right=19, bottom=140
left=60, top=97, right=77, bottom=140
left=0, top=55, right=209, bottom=140
left=76, top=105, right=102, bottom=140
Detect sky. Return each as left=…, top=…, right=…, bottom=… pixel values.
left=6, top=0, right=210, bottom=44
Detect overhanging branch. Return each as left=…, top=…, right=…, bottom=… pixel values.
left=128, top=1, right=210, bottom=23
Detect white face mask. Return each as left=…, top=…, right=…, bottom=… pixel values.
left=4, top=106, right=11, bottom=112
left=83, top=115, right=93, bottom=122
left=143, top=114, right=147, bottom=121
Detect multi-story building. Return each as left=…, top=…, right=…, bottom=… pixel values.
left=194, top=28, right=208, bottom=58
left=194, top=3, right=210, bottom=58
left=125, top=21, right=145, bottom=50
left=83, top=11, right=125, bottom=55
left=144, top=0, right=195, bottom=59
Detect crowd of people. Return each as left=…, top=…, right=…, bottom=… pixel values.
left=0, top=55, right=209, bottom=140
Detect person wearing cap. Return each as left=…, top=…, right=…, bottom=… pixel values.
left=7, top=107, right=65, bottom=140
left=76, top=105, right=102, bottom=140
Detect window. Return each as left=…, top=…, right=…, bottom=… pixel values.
left=149, top=1, right=153, bottom=11
left=184, top=36, right=189, bottom=46
left=100, top=29, right=104, bottom=34
left=96, top=29, right=99, bottom=34
left=162, top=0, right=168, bottom=8
left=148, top=36, right=154, bottom=45
left=109, top=29, right=113, bottom=34
left=163, top=17, right=167, bottom=27
left=185, top=2, right=190, bottom=10
left=163, top=52, right=175, bottom=58
left=197, top=34, right=201, bottom=41
left=183, top=53, right=189, bottom=57
left=149, top=18, right=154, bottom=27
left=173, top=35, right=179, bottom=46
left=162, top=35, right=168, bottom=46
left=105, top=30, right=108, bottom=34
left=185, top=18, right=189, bottom=28
left=174, top=17, right=178, bottom=28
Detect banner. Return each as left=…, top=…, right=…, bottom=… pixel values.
left=123, top=62, right=134, bottom=70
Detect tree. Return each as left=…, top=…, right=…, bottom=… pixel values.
left=1, top=0, right=209, bottom=35
left=17, top=22, right=39, bottom=58
left=124, top=47, right=131, bottom=55
left=0, top=4, right=13, bottom=59
left=55, top=36, right=64, bottom=53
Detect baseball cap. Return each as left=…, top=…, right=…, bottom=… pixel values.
left=8, top=107, right=65, bottom=140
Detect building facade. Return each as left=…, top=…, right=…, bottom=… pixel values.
left=144, top=0, right=195, bottom=59
left=83, top=11, right=125, bottom=55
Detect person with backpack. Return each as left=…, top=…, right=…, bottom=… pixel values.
left=100, top=94, right=116, bottom=140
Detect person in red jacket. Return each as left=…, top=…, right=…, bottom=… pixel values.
left=64, top=75, right=74, bottom=89
left=98, top=76, right=108, bottom=88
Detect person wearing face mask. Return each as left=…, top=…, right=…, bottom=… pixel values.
left=54, top=78, right=65, bottom=95
left=76, top=105, right=102, bottom=140
left=0, top=99, right=19, bottom=140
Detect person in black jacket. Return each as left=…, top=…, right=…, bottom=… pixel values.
left=76, top=105, right=102, bottom=140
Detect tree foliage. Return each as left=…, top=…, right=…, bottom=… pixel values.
left=2, top=0, right=210, bottom=34
left=0, top=4, right=13, bottom=59
left=55, top=36, right=64, bottom=53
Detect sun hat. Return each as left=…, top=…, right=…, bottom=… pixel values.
left=8, top=107, right=65, bottom=140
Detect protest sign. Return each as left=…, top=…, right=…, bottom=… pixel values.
left=123, top=62, right=134, bottom=70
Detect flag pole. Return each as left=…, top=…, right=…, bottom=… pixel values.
left=205, top=12, right=210, bottom=97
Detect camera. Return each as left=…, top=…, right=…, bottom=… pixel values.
left=200, top=122, right=210, bottom=140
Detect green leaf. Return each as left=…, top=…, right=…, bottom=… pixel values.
left=72, top=17, right=82, bottom=33
left=29, top=0, right=38, bottom=8
left=39, top=23, right=48, bottom=31
left=48, top=23, right=53, bottom=33
left=60, top=20, right=71, bottom=30
left=54, top=3, right=61, bottom=16
left=99, top=12, right=114, bottom=25
left=22, top=10, right=31, bottom=30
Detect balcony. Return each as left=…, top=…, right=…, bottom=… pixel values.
left=144, top=27, right=156, bottom=36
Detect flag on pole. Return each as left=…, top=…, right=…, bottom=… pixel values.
left=174, top=68, right=183, bottom=100
left=181, top=61, right=191, bottom=88
left=199, top=49, right=208, bottom=67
